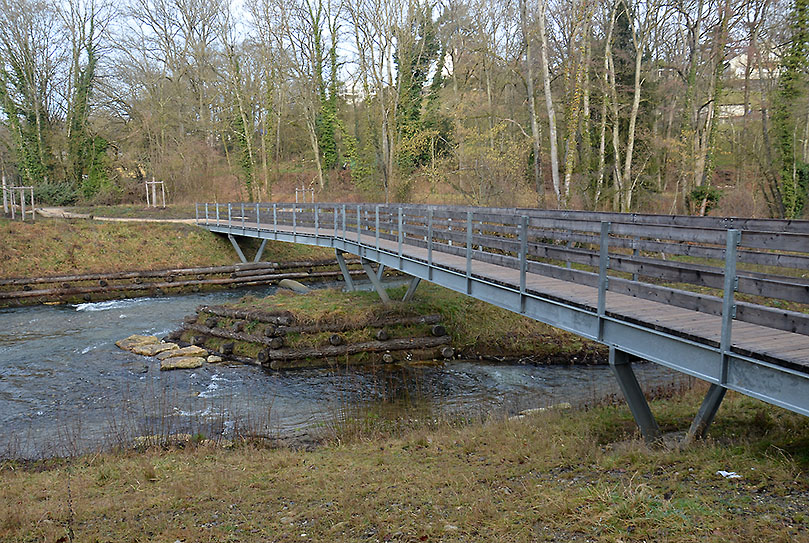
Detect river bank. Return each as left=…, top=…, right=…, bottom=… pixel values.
left=0, top=216, right=333, bottom=278
left=2, top=388, right=807, bottom=542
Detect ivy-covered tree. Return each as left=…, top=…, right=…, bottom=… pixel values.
left=394, top=3, right=440, bottom=172
left=772, top=0, right=809, bottom=218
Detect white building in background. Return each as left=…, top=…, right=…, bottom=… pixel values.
left=726, top=45, right=781, bottom=80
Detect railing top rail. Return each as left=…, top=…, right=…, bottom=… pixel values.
left=197, top=202, right=809, bottom=252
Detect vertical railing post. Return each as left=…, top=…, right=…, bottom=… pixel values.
left=195, top=203, right=199, bottom=225
left=375, top=205, right=380, bottom=251
left=333, top=205, right=338, bottom=238
left=215, top=203, right=220, bottom=226
left=241, top=203, right=245, bottom=233
left=342, top=204, right=347, bottom=239
left=273, top=203, right=277, bottom=240
left=427, top=208, right=434, bottom=280
left=466, top=211, right=473, bottom=293
left=256, top=203, right=260, bottom=230
left=720, top=229, right=740, bottom=384
left=397, top=208, right=403, bottom=264
left=356, top=205, right=361, bottom=244
left=314, top=203, right=319, bottom=239
left=293, top=203, right=297, bottom=236
left=228, top=203, right=232, bottom=229
left=520, top=215, right=528, bottom=313
left=29, top=187, right=34, bottom=222
left=205, top=203, right=209, bottom=225
left=597, top=222, right=611, bottom=341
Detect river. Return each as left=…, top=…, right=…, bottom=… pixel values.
left=0, top=285, right=686, bottom=458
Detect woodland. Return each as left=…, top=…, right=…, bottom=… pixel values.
left=0, top=0, right=807, bottom=217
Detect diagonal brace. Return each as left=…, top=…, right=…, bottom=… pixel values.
left=684, top=384, right=726, bottom=443
left=253, top=239, right=268, bottom=263
left=362, top=258, right=391, bottom=304
left=609, top=347, right=661, bottom=443
left=402, top=276, right=421, bottom=302
left=229, top=234, right=268, bottom=264
left=335, top=249, right=355, bottom=292
left=228, top=234, right=248, bottom=264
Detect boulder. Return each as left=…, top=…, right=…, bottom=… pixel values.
left=156, top=345, right=208, bottom=360
left=115, top=334, right=159, bottom=351
left=131, top=342, right=179, bottom=356
left=278, top=279, right=310, bottom=293
left=160, top=356, right=205, bottom=370
left=207, top=355, right=223, bottom=363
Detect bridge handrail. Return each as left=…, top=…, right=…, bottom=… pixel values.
left=195, top=202, right=809, bottom=341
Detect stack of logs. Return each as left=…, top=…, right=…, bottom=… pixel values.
left=0, top=258, right=365, bottom=307
left=169, top=304, right=454, bottom=370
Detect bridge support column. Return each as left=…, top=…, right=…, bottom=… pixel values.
left=402, top=276, right=421, bottom=302
left=253, top=239, right=268, bottom=263
left=228, top=234, right=248, bottom=264
left=609, top=347, right=661, bottom=443
left=228, top=234, right=268, bottom=264
left=335, top=249, right=355, bottom=292
left=376, top=264, right=386, bottom=281
left=685, top=384, right=726, bottom=443
left=361, top=258, right=391, bottom=304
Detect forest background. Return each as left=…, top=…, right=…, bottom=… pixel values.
left=0, top=0, right=807, bottom=218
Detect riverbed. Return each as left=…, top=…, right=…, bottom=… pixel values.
left=0, top=286, right=686, bottom=458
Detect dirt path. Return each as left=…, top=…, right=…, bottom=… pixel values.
left=36, top=207, right=197, bottom=224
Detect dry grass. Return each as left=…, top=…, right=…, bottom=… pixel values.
left=2, top=389, right=808, bottom=542
left=0, top=218, right=332, bottom=278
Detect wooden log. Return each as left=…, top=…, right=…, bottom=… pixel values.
left=0, top=270, right=361, bottom=301
left=204, top=316, right=219, bottom=329
left=266, top=335, right=451, bottom=366
left=183, top=322, right=286, bottom=348
left=198, top=305, right=296, bottom=325
left=0, top=261, right=279, bottom=287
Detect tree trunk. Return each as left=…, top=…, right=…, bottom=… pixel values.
left=537, top=0, right=561, bottom=204
left=520, top=0, right=544, bottom=205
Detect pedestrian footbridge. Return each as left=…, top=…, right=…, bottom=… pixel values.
left=196, top=202, right=809, bottom=442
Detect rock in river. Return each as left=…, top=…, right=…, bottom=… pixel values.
left=156, top=345, right=208, bottom=360
left=160, top=356, right=205, bottom=370
left=131, top=342, right=179, bottom=356
left=115, top=334, right=159, bottom=351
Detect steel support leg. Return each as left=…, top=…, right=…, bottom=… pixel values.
left=253, top=239, right=268, bottom=263
left=685, top=384, right=727, bottom=443
left=335, top=249, right=355, bottom=292
left=402, top=276, right=421, bottom=302
left=228, top=234, right=248, bottom=264
left=376, top=264, right=386, bottom=281
left=361, top=258, right=391, bottom=304
left=609, top=347, right=661, bottom=442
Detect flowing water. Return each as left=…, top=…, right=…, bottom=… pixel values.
left=0, top=286, right=686, bottom=458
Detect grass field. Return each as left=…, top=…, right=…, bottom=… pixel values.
left=0, top=218, right=333, bottom=278
left=1, top=387, right=807, bottom=542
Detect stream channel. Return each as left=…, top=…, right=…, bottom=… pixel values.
left=0, top=284, right=686, bottom=459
